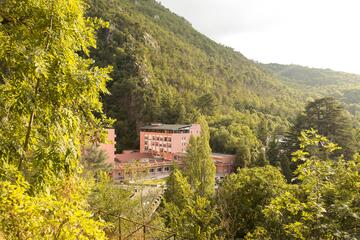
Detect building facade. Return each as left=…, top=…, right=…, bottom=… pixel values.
left=101, top=124, right=236, bottom=181
left=100, top=128, right=116, bottom=166
left=139, top=123, right=201, bottom=160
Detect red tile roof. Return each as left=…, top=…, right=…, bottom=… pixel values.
left=115, top=151, right=152, bottom=163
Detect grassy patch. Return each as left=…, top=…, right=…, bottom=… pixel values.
left=141, top=177, right=168, bottom=186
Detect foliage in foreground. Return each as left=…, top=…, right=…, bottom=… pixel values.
left=163, top=169, right=219, bottom=240
left=0, top=0, right=111, bottom=238
left=0, top=165, right=107, bottom=239
left=163, top=118, right=218, bottom=239
left=216, top=166, right=289, bottom=239
left=246, top=130, right=360, bottom=239
left=163, top=130, right=360, bottom=239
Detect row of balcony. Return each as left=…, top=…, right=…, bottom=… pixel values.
left=144, top=141, right=171, bottom=148
left=144, top=136, right=172, bottom=142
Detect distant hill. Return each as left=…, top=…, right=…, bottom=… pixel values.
left=261, top=63, right=360, bottom=86
left=261, top=63, right=360, bottom=117
left=87, top=0, right=360, bottom=150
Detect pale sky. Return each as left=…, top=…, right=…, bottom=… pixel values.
left=159, top=0, right=360, bottom=74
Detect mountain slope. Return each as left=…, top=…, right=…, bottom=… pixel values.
left=261, top=63, right=360, bottom=117
left=86, top=0, right=312, bottom=150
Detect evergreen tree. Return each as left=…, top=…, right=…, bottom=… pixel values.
left=284, top=97, right=355, bottom=159
left=235, top=145, right=252, bottom=168
left=196, top=93, right=218, bottom=116
left=184, top=116, right=216, bottom=197
left=81, top=145, right=112, bottom=178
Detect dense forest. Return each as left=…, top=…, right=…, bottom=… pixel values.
left=262, top=63, right=360, bottom=120
left=1, top=0, right=360, bottom=239
left=87, top=0, right=305, bottom=152
left=87, top=0, right=360, bottom=157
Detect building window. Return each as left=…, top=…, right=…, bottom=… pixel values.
left=149, top=168, right=155, bottom=173
left=164, top=167, right=170, bottom=171
left=157, top=167, right=162, bottom=172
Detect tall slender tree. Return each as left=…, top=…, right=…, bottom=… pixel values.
left=184, top=116, right=216, bottom=197
left=163, top=169, right=218, bottom=240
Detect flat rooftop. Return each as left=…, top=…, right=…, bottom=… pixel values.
left=141, top=124, right=192, bottom=131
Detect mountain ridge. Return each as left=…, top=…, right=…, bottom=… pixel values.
left=87, top=0, right=360, bottom=150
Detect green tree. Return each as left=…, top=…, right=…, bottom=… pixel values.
left=0, top=165, right=108, bottom=239
left=235, top=144, right=252, bottom=168
left=0, top=0, right=111, bottom=185
left=81, top=145, right=111, bottom=176
left=197, top=93, right=218, bottom=116
left=184, top=116, right=216, bottom=197
left=216, top=166, right=289, bottom=239
left=249, top=130, right=360, bottom=239
left=163, top=170, right=218, bottom=240
left=284, top=97, right=355, bottom=160
left=163, top=169, right=192, bottom=208
left=0, top=0, right=111, bottom=238
left=257, top=119, right=269, bottom=145
left=88, top=172, right=140, bottom=237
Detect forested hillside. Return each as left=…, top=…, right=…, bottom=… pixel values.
left=2, top=0, right=360, bottom=239
left=262, top=63, right=360, bottom=118
left=87, top=0, right=303, bottom=151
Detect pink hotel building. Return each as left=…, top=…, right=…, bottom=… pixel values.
left=140, top=123, right=201, bottom=160
left=103, top=124, right=236, bottom=181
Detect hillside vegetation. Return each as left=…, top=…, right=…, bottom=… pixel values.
left=88, top=0, right=360, bottom=156
left=262, top=63, right=360, bottom=118
left=2, top=0, right=360, bottom=239
left=87, top=0, right=303, bottom=150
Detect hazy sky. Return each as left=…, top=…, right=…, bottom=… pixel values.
left=159, top=0, right=360, bottom=74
